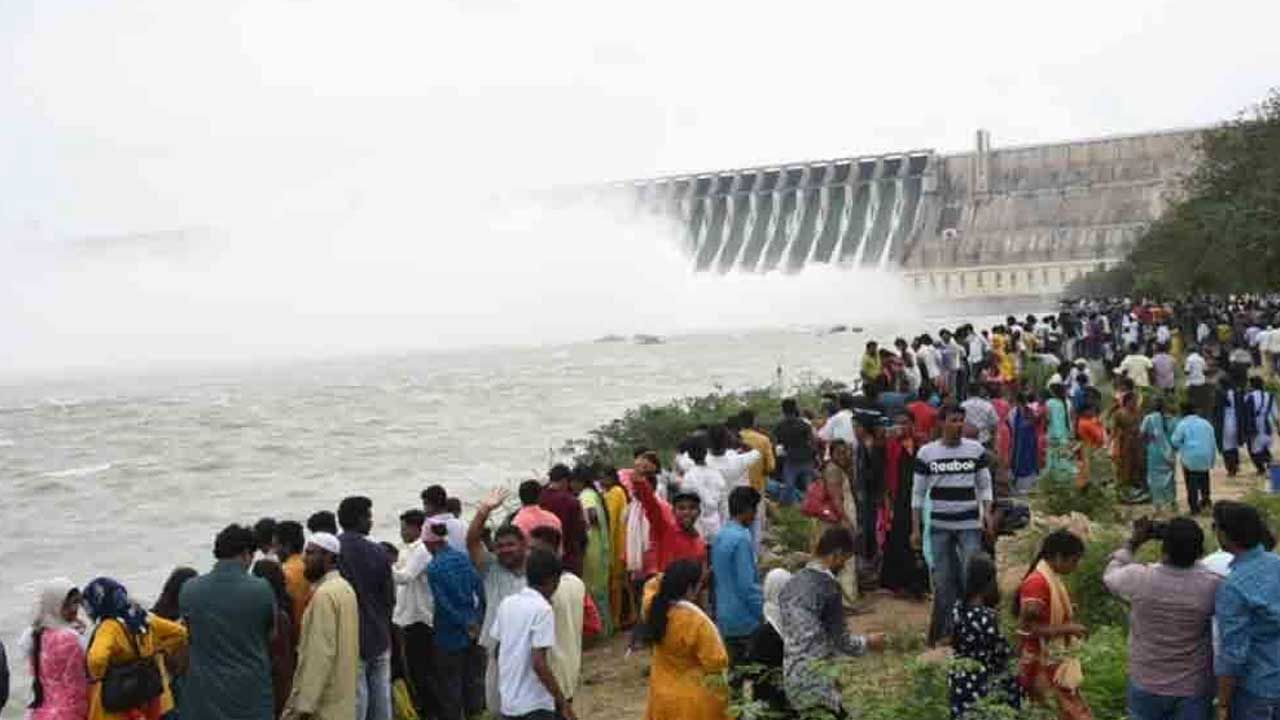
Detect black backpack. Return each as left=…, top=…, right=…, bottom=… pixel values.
left=94, top=620, right=164, bottom=713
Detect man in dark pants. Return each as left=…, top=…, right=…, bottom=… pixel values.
left=425, top=522, right=484, bottom=720
left=1172, top=404, right=1218, bottom=516
left=393, top=509, right=440, bottom=719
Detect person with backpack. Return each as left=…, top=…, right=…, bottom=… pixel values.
left=1245, top=376, right=1279, bottom=476
left=84, top=577, right=189, bottom=720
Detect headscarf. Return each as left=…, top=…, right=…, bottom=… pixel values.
left=762, top=568, right=792, bottom=632
left=17, top=578, right=79, bottom=659
left=82, top=577, right=150, bottom=635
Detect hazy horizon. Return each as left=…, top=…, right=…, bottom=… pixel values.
left=3, top=0, right=1277, bottom=373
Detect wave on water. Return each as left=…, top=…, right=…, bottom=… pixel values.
left=41, top=462, right=112, bottom=479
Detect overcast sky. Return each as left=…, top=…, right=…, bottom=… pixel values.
left=1, top=1, right=1278, bottom=372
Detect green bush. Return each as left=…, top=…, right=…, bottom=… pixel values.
left=561, top=383, right=835, bottom=467
left=769, top=504, right=814, bottom=556
left=1034, top=448, right=1118, bottom=522
left=1242, top=488, right=1280, bottom=535
left=1079, top=625, right=1131, bottom=720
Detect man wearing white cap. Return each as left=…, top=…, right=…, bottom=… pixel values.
left=282, top=533, right=359, bottom=720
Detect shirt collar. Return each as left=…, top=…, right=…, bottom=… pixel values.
left=1230, top=545, right=1268, bottom=568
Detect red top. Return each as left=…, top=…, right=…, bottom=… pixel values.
left=633, top=476, right=707, bottom=572
left=1016, top=569, right=1060, bottom=688
left=906, top=401, right=938, bottom=444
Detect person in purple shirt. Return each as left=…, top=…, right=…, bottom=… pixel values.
left=337, top=496, right=395, bottom=720
left=539, top=464, right=587, bottom=577
left=1103, top=517, right=1220, bottom=720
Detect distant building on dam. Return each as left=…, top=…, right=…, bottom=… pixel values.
left=604, top=127, right=1203, bottom=299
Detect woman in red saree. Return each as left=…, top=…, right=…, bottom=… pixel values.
left=1014, top=530, right=1092, bottom=720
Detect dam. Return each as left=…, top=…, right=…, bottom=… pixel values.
left=607, top=127, right=1202, bottom=298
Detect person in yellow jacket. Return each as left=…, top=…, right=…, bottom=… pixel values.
left=282, top=532, right=360, bottom=720
left=83, top=577, right=189, bottom=720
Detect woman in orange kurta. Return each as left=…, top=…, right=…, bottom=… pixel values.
left=642, top=559, right=729, bottom=720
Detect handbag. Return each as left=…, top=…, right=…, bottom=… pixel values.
left=392, top=678, right=420, bottom=720
left=98, top=620, right=165, bottom=713
left=800, top=476, right=841, bottom=524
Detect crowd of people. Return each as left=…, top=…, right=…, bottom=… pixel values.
left=4, top=295, right=1280, bottom=720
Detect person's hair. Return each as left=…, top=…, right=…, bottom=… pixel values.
left=728, top=486, right=761, bottom=518
left=493, top=524, right=525, bottom=544
left=424, top=523, right=449, bottom=543
left=276, top=520, right=305, bottom=558
left=691, top=435, right=711, bottom=461
left=828, top=438, right=850, bottom=456
left=306, top=511, right=337, bottom=534
left=252, top=518, right=277, bottom=550
left=251, top=559, right=291, bottom=611
left=548, top=463, right=572, bottom=484
left=838, top=393, right=856, bottom=410
left=213, top=524, right=257, bottom=560
left=518, top=480, right=543, bottom=506
left=1129, top=342, right=1139, bottom=353
left=526, top=548, right=562, bottom=588
left=1051, top=382, right=1067, bottom=400
left=1014, top=530, right=1085, bottom=614
left=151, top=566, right=199, bottom=620
left=725, top=414, right=743, bottom=432
left=379, top=541, right=399, bottom=561
left=782, top=398, right=799, bottom=417
left=337, top=496, right=372, bottom=530
left=1250, top=375, right=1265, bottom=390
left=1181, top=401, right=1199, bottom=417
left=639, top=450, right=662, bottom=472
left=530, top=524, right=562, bottom=549
left=940, top=403, right=965, bottom=420
left=570, top=463, right=595, bottom=487
left=446, top=498, right=462, bottom=517
left=644, top=559, right=703, bottom=645
left=738, top=409, right=756, bottom=428
left=399, top=509, right=426, bottom=528
left=707, top=425, right=731, bottom=455
left=964, top=553, right=1000, bottom=608
left=1162, top=517, right=1205, bottom=568
left=421, top=485, right=448, bottom=510
left=1213, top=501, right=1269, bottom=551
left=815, top=526, right=856, bottom=557
left=670, top=491, right=701, bottom=507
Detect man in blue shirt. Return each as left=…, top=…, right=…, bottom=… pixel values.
left=1171, top=405, right=1217, bottom=515
left=1214, top=501, right=1280, bottom=720
left=711, top=486, right=764, bottom=667
left=426, top=522, right=485, bottom=720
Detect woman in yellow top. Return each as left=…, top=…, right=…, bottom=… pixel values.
left=641, top=559, right=729, bottom=720
left=602, top=471, right=633, bottom=629
left=83, top=577, right=189, bottom=720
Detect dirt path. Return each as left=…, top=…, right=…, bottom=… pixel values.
left=571, top=468, right=1271, bottom=719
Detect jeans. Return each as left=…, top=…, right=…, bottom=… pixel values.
left=403, top=623, right=441, bottom=719
left=1127, top=681, right=1213, bottom=720
left=356, top=650, right=393, bottom=720
left=927, top=527, right=983, bottom=644
left=782, top=460, right=816, bottom=505
left=1232, top=687, right=1280, bottom=720
left=1184, top=468, right=1211, bottom=514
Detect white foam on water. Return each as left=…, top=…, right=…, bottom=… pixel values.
left=40, top=461, right=112, bottom=479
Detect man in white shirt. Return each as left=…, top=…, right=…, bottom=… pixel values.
left=817, top=393, right=858, bottom=449
left=675, top=442, right=729, bottom=540
left=1117, top=344, right=1155, bottom=388
left=421, top=485, right=468, bottom=552
left=526, top=527, right=585, bottom=720
left=393, top=509, right=438, bottom=718
left=489, top=548, right=574, bottom=720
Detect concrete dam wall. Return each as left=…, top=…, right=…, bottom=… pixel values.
left=611, top=126, right=1203, bottom=296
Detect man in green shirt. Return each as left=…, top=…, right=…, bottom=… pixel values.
left=179, top=523, right=276, bottom=720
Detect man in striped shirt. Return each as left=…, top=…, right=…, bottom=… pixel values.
left=910, top=403, right=995, bottom=645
